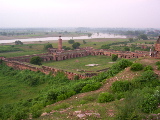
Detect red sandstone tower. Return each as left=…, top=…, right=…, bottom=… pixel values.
left=58, top=36, right=62, bottom=50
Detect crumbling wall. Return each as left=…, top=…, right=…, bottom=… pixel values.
left=3, top=59, right=88, bottom=80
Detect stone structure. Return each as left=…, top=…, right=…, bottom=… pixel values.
left=58, top=36, right=62, bottom=50
left=150, top=36, right=160, bottom=58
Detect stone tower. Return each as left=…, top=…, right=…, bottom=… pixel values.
left=58, top=36, right=62, bottom=50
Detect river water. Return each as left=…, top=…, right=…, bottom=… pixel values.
left=0, top=33, right=126, bottom=44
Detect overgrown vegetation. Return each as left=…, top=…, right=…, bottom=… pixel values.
left=0, top=59, right=132, bottom=119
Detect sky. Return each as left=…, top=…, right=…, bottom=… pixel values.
left=0, top=0, right=160, bottom=28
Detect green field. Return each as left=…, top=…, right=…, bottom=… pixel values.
left=42, top=55, right=120, bottom=73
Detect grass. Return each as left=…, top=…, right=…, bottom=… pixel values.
left=0, top=75, right=48, bottom=105
left=42, top=55, right=120, bottom=73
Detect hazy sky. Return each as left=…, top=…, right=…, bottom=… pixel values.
left=0, top=0, right=160, bottom=28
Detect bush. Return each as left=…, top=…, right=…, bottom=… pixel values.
left=155, top=61, right=160, bottom=65
left=30, top=56, right=42, bottom=65
left=130, top=63, right=143, bottom=71
left=81, top=82, right=102, bottom=92
left=144, top=65, right=153, bottom=71
left=111, top=81, right=131, bottom=93
left=98, top=92, right=114, bottom=103
left=112, top=54, right=118, bottom=61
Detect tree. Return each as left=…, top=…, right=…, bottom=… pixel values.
left=138, top=34, right=148, bottom=40
left=68, top=40, right=75, bottom=44
left=30, top=56, right=42, bottom=65
left=44, top=44, right=53, bottom=51
left=112, top=54, right=118, bottom=61
left=72, top=42, right=80, bottom=49
left=62, top=46, right=71, bottom=50
left=15, top=40, right=23, bottom=45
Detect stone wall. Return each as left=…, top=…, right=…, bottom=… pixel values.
left=3, top=59, right=89, bottom=80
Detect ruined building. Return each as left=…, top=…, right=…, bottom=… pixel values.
left=151, top=36, right=160, bottom=58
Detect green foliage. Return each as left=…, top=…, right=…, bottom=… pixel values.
left=101, top=44, right=110, bottom=49
left=111, top=81, right=131, bottom=93
left=130, top=63, right=143, bottom=71
left=74, top=75, right=79, bottom=80
left=30, top=56, right=42, bottom=65
left=62, top=46, right=71, bottom=50
left=0, top=45, right=21, bottom=53
left=81, top=82, right=102, bottom=92
left=124, top=46, right=130, bottom=51
left=155, top=61, right=160, bottom=65
left=144, top=65, right=153, bottom=71
left=0, top=59, right=133, bottom=120
left=15, top=40, right=23, bottom=45
left=68, top=39, right=75, bottom=44
left=98, top=92, right=114, bottom=103
left=138, top=34, right=148, bottom=40
left=44, top=43, right=53, bottom=50
left=111, top=54, right=118, bottom=61
left=72, top=42, right=80, bottom=49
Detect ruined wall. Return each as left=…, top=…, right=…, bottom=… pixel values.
left=3, top=60, right=88, bottom=80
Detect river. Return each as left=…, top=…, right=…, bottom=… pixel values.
left=0, top=33, right=126, bottom=44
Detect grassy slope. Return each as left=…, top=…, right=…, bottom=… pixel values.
left=34, top=66, right=142, bottom=120
left=34, top=57, right=160, bottom=120
left=0, top=74, right=48, bottom=105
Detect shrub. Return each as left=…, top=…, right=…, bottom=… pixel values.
left=140, top=93, right=158, bottom=113
left=112, top=54, right=118, bottom=61
left=111, top=81, right=131, bottom=93
left=98, top=92, right=114, bottom=103
left=30, top=56, right=42, bottom=65
left=73, top=82, right=87, bottom=93
left=144, top=65, right=153, bottom=71
left=81, top=82, right=102, bottom=92
left=156, top=61, right=160, bottom=65
left=130, top=63, right=143, bottom=71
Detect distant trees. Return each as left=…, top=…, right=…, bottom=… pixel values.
left=138, top=34, right=148, bottom=40
left=44, top=44, right=53, bottom=51
left=15, top=40, right=23, bottom=45
left=68, top=40, right=75, bottom=44
left=30, top=56, right=42, bottom=65
left=72, top=42, right=81, bottom=49
left=88, top=33, right=92, bottom=37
